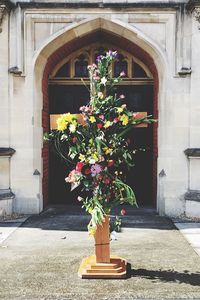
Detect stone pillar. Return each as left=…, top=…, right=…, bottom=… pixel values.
left=0, top=148, right=15, bottom=216
left=0, top=1, right=15, bottom=216
left=185, top=0, right=200, bottom=218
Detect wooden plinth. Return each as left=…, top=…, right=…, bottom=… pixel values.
left=78, top=216, right=127, bottom=279
left=78, top=255, right=127, bottom=279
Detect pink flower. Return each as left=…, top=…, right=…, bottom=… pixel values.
left=121, top=209, right=126, bottom=216
left=99, top=115, right=104, bottom=120
left=72, top=137, right=77, bottom=143
left=120, top=94, right=125, bottom=99
left=87, top=65, right=92, bottom=69
left=104, top=178, right=110, bottom=185
left=93, top=76, right=100, bottom=81
left=91, top=164, right=102, bottom=175
left=98, top=92, right=104, bottom=99
left=133, top=112, right=139, bottom=118
left=77, top=196, right=83, bottom=202
left=76, top=162, right=83, bottom=172
left=65, top=170, right=79, bottom=183
left=113, top=117, right=119, bottom=123
left=120, top=71, right=126, bottom=77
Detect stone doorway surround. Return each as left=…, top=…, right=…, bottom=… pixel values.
left=38, top=20, right=160, bottom=210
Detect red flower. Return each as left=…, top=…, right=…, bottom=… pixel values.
left=97, top=123, right=103, bottom=129
left=121, top=209, right=126, bottom=216
left=84, top=168, right=91, bottom=175
left=104, top=178, right=110, bottom=185
left=76, top=162, right=83, bottom=172
left=107, top=160, right=114, bottom=167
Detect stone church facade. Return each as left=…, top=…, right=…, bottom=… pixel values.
left=0, top=0, right=200, bottom=218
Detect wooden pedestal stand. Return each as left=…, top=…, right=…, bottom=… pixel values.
left=78, top=216, right=127, bottom=279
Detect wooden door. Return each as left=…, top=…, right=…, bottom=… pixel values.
left=49, top=84, right=153, bottom=207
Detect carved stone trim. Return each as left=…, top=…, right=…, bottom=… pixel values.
left=0, top=147, right=15, bottom=157
left=185, top=190, right=200, bottom=202
left=0, top=0, right=12, bottom=28
left=0, top=4, right=7, bottom=26
left=193, top=7, right=200, bottom=28
left=186, top=0, right=200, bottom=29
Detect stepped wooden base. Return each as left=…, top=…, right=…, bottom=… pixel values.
left=78, top=255, right=127, bottom=279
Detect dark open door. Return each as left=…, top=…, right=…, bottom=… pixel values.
left=49, top=84, right=153, bottom=207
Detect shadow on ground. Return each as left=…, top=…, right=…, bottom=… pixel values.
left=2, top=205, right=176, bottom=231
left=127, top=263, right=200, bottom=286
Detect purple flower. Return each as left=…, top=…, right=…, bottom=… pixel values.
left=96, top=55, right=103, bottom=62
left=107, top=50, right=118, bottom=59
left=91, top=164, right=102, bottom=176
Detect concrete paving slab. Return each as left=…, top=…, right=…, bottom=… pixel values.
left=0, top=208, right=200, bottom=300
left=184, top=234, right=200, bottom=248
left=175, top=223, right=200, bottom=256
left=0, top=216, right=29, bottom=245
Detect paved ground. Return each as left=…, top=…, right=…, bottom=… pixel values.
left=0, top=206, right=200, bottom=300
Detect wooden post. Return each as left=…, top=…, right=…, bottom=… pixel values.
left=95, top=216, right=110, bottom=263
left=78, top=216, right=127, bottom=279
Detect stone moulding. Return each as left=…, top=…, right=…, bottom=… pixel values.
left=187, top=0, right=200, bottom=29
left=0, top=148, right=15, bottom=157
left=0, top=0, right=13, bottom=28
left=184, top=148, right=200, bottom=158
left=0, top=190, right=15, bottom=201
left=184, top=190, right=200, bottom=202
left=15, top=1, right=185, bottom=9
left=193, top=7, right=200, bottom=26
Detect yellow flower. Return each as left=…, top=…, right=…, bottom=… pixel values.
left=88, top=208, right=93, bottom=214
left=89, top=116, right=96, bottom=123
left=56, top=113, right=75, bottom=131
left=103, top=147, right=113, bottom=155
left=79, top=154, right=85, bottom=162
left=57, top=117, right=67, bottom=131
left=117, top=107, right=123, bottom=113
left=120, top=114, right=129, bottom=126
left=92, top=152, right=99, bottom=161
left=89, top=227, right=96, bottom=236
left=65, top=113, right=73, bottom=122
left=104, top=121, right=111, bottom=128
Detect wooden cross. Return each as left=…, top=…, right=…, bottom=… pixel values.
left=50, top=112, right=148, bottom=130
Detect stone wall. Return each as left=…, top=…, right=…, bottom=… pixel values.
left=0, top=0, right=199, bottom=217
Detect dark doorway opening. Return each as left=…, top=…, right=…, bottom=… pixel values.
left=49, top=84, right=154, bottom=207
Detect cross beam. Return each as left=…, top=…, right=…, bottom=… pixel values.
left=50, top=112, right=148, bottom=130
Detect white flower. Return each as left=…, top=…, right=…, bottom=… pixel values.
left=69, top=124, right=76, bottom=133
left=89, top=158, right=96, bottom=164
left=101, top=77, right=107, bottom=86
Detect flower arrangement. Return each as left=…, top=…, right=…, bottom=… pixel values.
left=45, top=50, right=155, bottom=235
